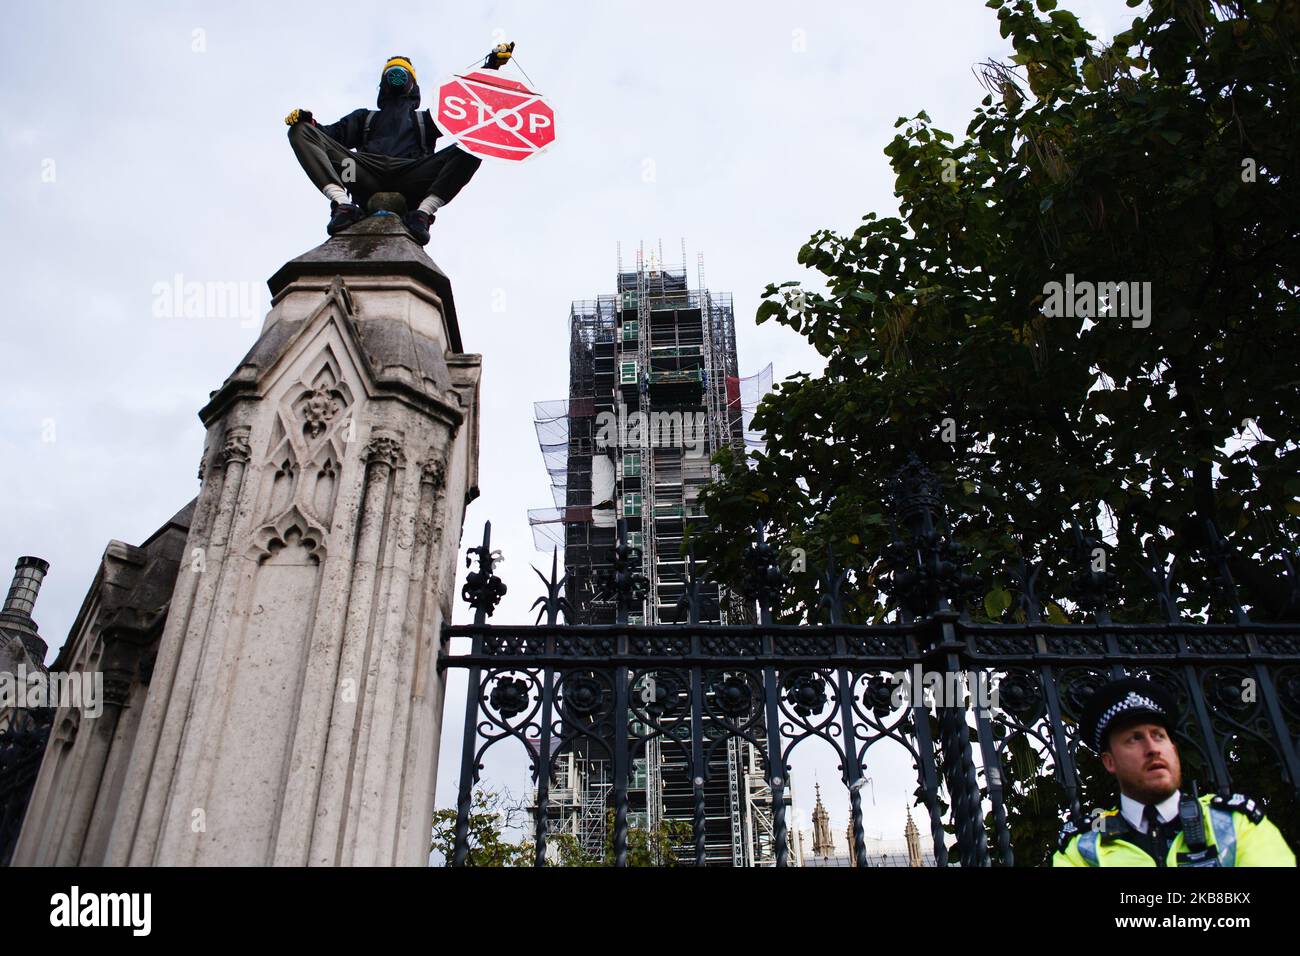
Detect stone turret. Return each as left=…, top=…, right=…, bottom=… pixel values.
left=810, top=782, right=834, bottom=858
left=0, top=556, right=50, bottom=666
left=0, top=555, right=51, bottom=863
left=905, top=805, right=923, bottom=867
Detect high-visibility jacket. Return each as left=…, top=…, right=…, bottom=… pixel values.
left=1052, top=792, right=1296, bottom=867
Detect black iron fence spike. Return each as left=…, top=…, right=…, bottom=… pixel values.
left=1202, top=520, right=1250, bottom=625
left=529, top=548, right=569, bottom=626
left=674, top=543, right=705, bottom=625
left=1140, top=539, right=1181, bottom=624
left=1068, top=517, right=1114, bottom=625
left=596, top=517, right=649, bottom=624
left=742, top=521, right=787, bottom=624
left=816, top=542, right=847, bottom=625
left=879, top=456, right=981, bottom=620
left=1013, top=550, right=1043, bottom=625
left=461, top=521, right=507, bottom=623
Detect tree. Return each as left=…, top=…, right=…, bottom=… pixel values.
left=430, top=787, right=533, bottom=867
left=539, top=812, right=694, bottom=867
left=431, top=787, right=694, bottom=867
left=697, top=0, right=1300, bottom=861
left=701, top=0, right=1299, bottom=622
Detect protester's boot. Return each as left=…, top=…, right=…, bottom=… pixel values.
left=403, top=209, right=433, bottom=245
left=327, top=201, right=366, bottom=236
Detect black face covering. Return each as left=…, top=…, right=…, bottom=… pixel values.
left=372, top=62, right=424, bottom=150
left=383, top=67, right=413, bottom=95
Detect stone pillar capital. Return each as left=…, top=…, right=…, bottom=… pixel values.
left=364, top=434, right=406, bottom=470
left=219, top=427, right=252, bottom=467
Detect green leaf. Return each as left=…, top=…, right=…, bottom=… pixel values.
left=755, top=300, right=783, bottom=325
left=984, top=586, right=1013, bottom=618
left=1082, top=60, right=1099, bottom=90
left=1045, top=602, right=1070, bottom=625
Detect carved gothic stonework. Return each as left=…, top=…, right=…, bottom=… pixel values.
left=365, top=436, right=405, bottom=469
left=54, top=710, right=80, bottom=745
left=197, top=455, right=207, bottom=482
left=220, top=429, right=252, bottom=467
left=300, top=387, right=341, bottom=440
left=420, top=458, right=446, bottom=489
left=103, top=673, right=134, bottom=708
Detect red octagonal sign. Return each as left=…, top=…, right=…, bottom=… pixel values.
left=435, top=70, right=556, bottom=162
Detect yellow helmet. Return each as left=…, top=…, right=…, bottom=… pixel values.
left=382, top=56, right=417, bottom=83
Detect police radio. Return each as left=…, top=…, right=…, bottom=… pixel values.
left=1175, top=782, right=1220, bottom=867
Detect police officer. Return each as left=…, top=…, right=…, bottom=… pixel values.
left=1053, top=676, right=1295, bottom=867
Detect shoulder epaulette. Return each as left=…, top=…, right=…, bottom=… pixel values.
left=1058, top=817, right=1082, bottom=851
left=1211, top=792, right=1264, bottom=823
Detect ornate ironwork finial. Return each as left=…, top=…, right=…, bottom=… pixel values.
left=1202, top=520, right=1249, bottom=625
left=1140, top=540, right=1181, bottom=624
left=816, top=544, right=848, bottom=625
left=1068, top=519, right=1116, bottom=625
left=674, top=543, right=706, bottom=625
left=881, top=457, right=980, bottom=620
left=531, top=549, right=572, bottom=625
left=1013, top=538, right=1043, bottom=624
left=596, top=518, right=648, bottom=624
left=888, top=453, right=944, bottom=530
left=462, top=521, right=507, bottom=624
left=742, top=523, right=787, bottom=624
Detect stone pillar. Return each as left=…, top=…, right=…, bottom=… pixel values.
left=103, top=215, right=480, bottom=866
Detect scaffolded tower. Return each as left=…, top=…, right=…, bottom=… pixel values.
left=528, top=244, right=781, bottom=865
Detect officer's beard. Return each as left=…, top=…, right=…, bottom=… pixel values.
left=1120, top=765, right=1182, bottom=805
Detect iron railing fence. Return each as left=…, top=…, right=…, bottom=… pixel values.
left=442, top=457, right=1300, bottom=867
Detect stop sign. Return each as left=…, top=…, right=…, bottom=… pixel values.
left=434, top=70, right=556, bottom=162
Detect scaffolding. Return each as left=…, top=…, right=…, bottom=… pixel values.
left=577, top=758, right=611, bottom=856
left=528, top=244, right=775, bottom=863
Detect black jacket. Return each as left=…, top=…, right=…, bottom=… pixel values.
left=317, top=79, right=438, bottom=159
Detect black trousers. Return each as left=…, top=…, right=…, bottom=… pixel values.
left=288, top=121, right=482, bottom=211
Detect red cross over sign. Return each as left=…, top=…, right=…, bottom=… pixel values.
left=435, top=70, right=556, bottom=162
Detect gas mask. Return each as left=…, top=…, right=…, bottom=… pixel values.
left=384, top=66, right=411, bottom=92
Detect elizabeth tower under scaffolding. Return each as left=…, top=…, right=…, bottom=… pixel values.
left=527, top=245, right=788, bottom=865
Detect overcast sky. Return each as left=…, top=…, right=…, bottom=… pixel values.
left=1, top=0, right=1138, bottom=857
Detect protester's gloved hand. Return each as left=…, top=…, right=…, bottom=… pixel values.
left=284, top=108, right=314, bottom=126
left=484, top=42, right=514, bottom=70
